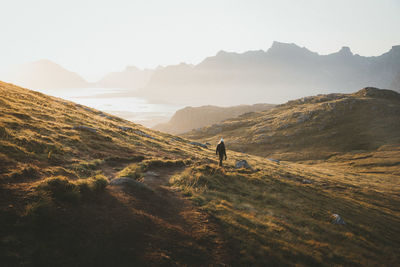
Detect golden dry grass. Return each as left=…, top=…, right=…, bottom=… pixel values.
left=1, top=81, right=399, bottom=266
left=170, top=157, right=400, bottom=266
left=184, top=87, right=400, bottom=162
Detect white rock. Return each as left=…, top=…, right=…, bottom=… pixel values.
left=331, top=214, right=346, bottom=225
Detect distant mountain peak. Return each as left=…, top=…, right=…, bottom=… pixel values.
left=270, top=41, right=300, bottom=49
left=215, top=50, right=239, bottom=57
left=390, top=45, right=400, bottom=55
left=28, top=59, right=61, bottom=68
left=338, top=46, right=353, bottom=56
left=267, top=41, right=314, bottom=56
left=3, top=58, right=87, bottom=89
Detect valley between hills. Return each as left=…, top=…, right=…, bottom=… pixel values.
left=1, top=81, right=399, bottom=266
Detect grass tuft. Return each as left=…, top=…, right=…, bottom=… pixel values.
left=38, top=175, right=109, bottom=203
left=117, top=164, right=143, bottom=180
left=38, top=176, right=81, bottom=203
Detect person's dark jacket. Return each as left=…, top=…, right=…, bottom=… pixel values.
left=216, top=142, right=227, bottom=159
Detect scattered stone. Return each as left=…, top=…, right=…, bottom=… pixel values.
left=189, top=142, right=208, bottom=149
left=135, top=130, right=155, bottom=139
left=171, top=136, right=183, bottom=142
left=331, top=214, right=346, bottom=225
left=118, top=126, right=133, bottom=131
left=72, top=125, right=97, bottom=133
left=267, top=158, right=280, bottom=164
left=99, top=113, right=113, bottom=119
left=235, top=160, right=251, bottom=169
left=77, top=105, right=93, bottom=113
left=302, top=179, right=313, bottom=184
left=254, top=126, right=270, bottom=134
left=110, top=177, right=152, bottom=191
left=297, top=113, right=311, bottom=123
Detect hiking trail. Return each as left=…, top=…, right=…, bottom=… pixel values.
left=103, top=165, right=232, bottom=266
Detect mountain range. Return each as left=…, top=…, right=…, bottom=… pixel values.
left=140, top=42, right=400, bottom=105
left=2, top=42, right=400, bottom=106
left=1, top=61, right=153, bottom=91
left=97, top=66, right=153, bottom=89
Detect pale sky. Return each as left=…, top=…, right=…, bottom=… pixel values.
left=1, top=0, right=399, bottom=81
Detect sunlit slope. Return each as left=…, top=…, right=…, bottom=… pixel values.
left=170, top=156, right=400, bottom=266
left=184, top=87, right=400, bottom=161
left=0, top=81, right=202, bottom=179
left=0, top=80, right=225, bottom=265
left=0, top=81, right=399, bottom=266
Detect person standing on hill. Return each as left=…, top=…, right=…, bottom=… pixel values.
left=216, top=138, right=227, bottom=167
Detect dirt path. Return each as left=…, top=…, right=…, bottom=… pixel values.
left=1, top=164, right=233, bottom=266
left=105, top=167, right=232, bottom=266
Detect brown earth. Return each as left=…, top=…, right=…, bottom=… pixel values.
left=1, top=162, right=235, bottom=266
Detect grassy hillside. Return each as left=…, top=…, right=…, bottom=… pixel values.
left=170, top=159, right=400, bottom=266
left=184, top=87, right=400, bottom=161
left=1, top=82, right=399, bottom=266
left=0, top=81, right=220, bottom=265
left=0, top=81, right=200, bottom=179
left=153, top=103, right=275, bottom=134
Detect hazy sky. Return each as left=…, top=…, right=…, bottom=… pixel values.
left=1, top=0, right=399, bottom=81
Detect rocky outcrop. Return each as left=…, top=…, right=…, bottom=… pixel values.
left=235, top=160, right=251, bottom=169
left=110, top=177, right=153, bottom=192
left=331, top=214, right=346, bottom=225
left=189, top=142, right=208, bottom=149
left=72, top=125, right=97, bottom=133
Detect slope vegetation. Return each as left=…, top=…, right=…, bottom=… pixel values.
left=1, top=82, right=399, bottom=266
left=185, top=87, right=400, bottom=162
left=0, top=81, right=230, bottom=266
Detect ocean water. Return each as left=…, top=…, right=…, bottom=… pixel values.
left=39, top=88, right=181, bottom=127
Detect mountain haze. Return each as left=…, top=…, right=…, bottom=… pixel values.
left=140, top=42, right=400, bottom=105
left=96, top=66, right=153, bottom=89
left=391, top=73, right=400, bottom=91
left=2, top=42, right=400, bottom=105
left=153, top=103, right=275, bottom=134
left=1, top=60, right=88, bottom=90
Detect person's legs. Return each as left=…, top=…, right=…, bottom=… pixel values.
left=219, top=155, right=223, bottom=167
